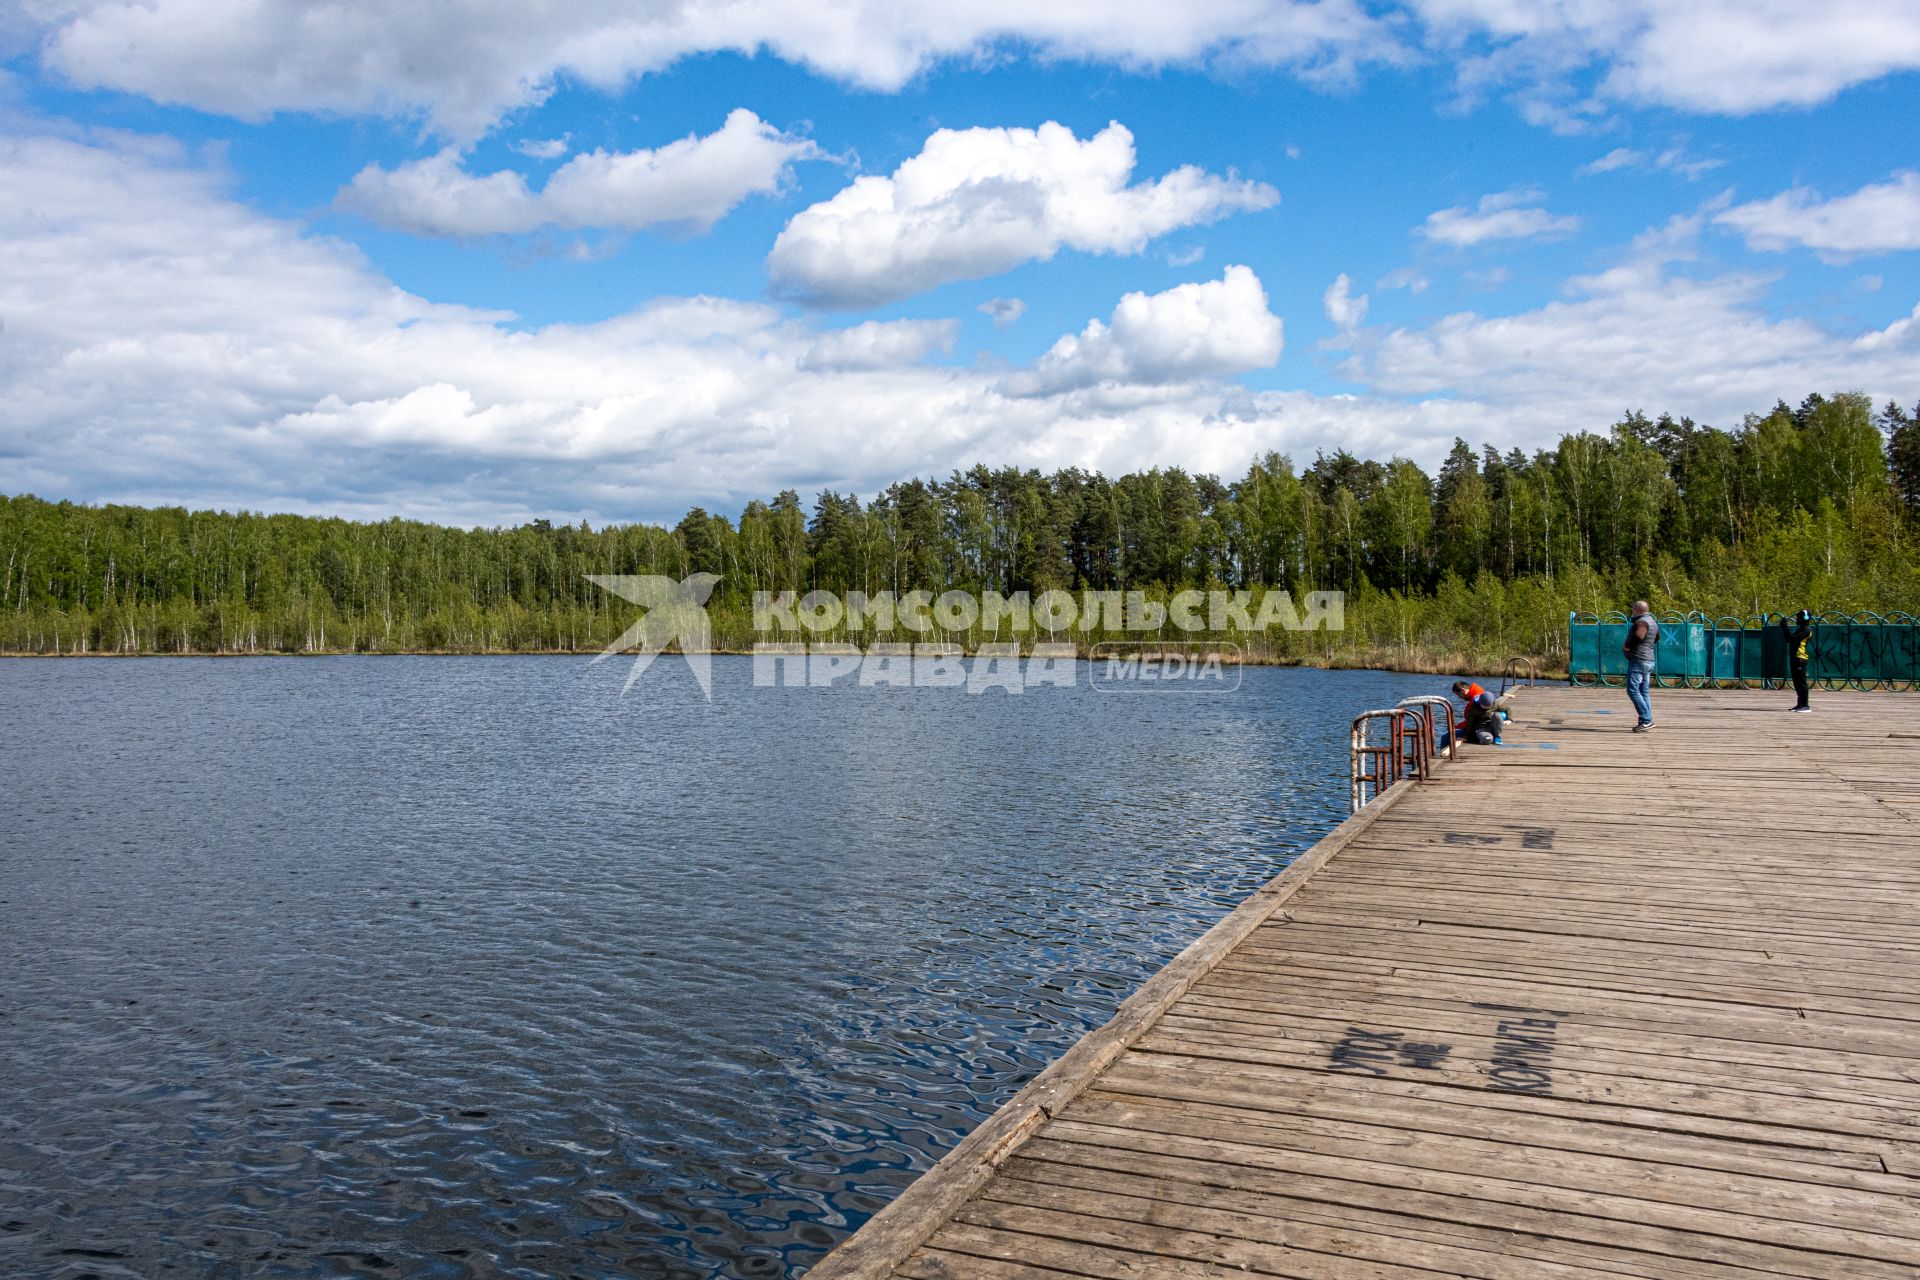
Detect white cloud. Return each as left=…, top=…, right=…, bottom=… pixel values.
left=1581, top=143, right=1721, bottom=179
left=1852, top=302, right=1920, bottom=354
left=978, top=297, right=1027, bottom=328
left=1419, top=188, right=1580, bottom=247
left=338, top=109, right=816, bottom=237
left=1714, top=172, right=1920, bottom=255
left=1412, top=0, right=1920, bottom=119
left=766, top=120, right=1278, bottom=307
left=799, top=318, right=959, bottom=369
left=1377, top=267, right=1429, bottom=293
left=1004, top=266, right=1283, bottom=397
left=1581, top=147, right=1643, bottom=175
left=26, top=0, right=1399, bottom=139
left=1322, top=272, right=1368, bottom=332
left=1653, top=145, right=1722, bottom=181
left=1597, top=1, right=1920, bottom=113
left=511, top=136, right=569, bottom=160
left=16, top=1, right=1920, bottom=143
left=1165, top=244, right=1206, bottom=267
left=1348, top=256, right=1920, bottom=428
left=0, top=133, right=1321, bottom=522
left=7, top=130, right=1916, bottom=529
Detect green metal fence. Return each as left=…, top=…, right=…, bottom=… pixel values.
left=1568, top=611, right=1920, bottom=690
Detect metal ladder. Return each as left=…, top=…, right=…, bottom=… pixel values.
left=1349, top=695, right=1458, bottom=815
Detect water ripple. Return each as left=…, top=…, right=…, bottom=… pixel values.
left=0, top=656, right=1448, bottom=1278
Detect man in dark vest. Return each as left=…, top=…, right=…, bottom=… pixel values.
left=1781, top=610, right=1812, bottom=712
left=1624, top=601, right=1658, bottom=732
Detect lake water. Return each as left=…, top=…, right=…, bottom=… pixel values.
left=1, top=656, right=1449, bottom=1279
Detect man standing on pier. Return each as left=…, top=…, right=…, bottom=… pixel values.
left=1782, top=610, right=1813, bottom=712
left=1624, top=601, right=1658, bottom=732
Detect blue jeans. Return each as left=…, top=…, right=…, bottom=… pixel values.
left=1626, top=661, right=1654, bottom=725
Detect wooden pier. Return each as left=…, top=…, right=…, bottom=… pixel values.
left=811, top=686, right=1920, bottom=1279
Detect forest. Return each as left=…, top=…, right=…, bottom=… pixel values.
left=4, top=391, right=1918, bottom=672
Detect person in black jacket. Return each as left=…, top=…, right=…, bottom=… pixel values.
left=1461, top=690, right=1503, bottom=745
left=1781, top=610, right=1812, bottom=712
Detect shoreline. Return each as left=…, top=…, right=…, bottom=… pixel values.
left=0, top=647, right=1566, bottom=680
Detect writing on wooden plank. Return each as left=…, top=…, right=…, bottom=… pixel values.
left=1473, top=1002, right=1569, bottom=1095
left=1327, top=1026, right=1453, bottom=1077
left=1323, top=1003, right=1569, bottom=1095
left=1442, top=827, right=1556, bottom=851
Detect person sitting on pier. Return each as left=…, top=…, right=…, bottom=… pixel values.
left=1447, top=681, right=1501, bottom=746
left=1449, top=679, right=1485, bottom=719
left=1461, top=690, right=1503, bottom=745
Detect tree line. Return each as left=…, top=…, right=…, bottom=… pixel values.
left=4, top=392, right=1917, bottom=669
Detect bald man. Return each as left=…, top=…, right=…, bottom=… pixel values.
left=1624, top=600, right=1659, bottom=732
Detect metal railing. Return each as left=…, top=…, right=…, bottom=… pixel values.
left=1499, top=657, right=1537, bottom=694
left=1351, top=686, right=1517, bottom=813
left=1397, top=694, right=1457, bottom=766
left=1350, top=708, right=1419, bottom=815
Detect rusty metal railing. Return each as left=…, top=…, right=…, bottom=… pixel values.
left=1350, top=708, right=1418, bottom=815
left=1352, top=697, right=1471, bottom=814
left=1499, top=657, right=1537, bottom=695
left=1398, top=694, right=1457, bottom=766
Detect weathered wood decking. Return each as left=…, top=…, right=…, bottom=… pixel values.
left=811, top=686, right=1920, bottom=1279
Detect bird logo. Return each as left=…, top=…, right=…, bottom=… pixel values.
left=587, top=573, right=721, bottom=698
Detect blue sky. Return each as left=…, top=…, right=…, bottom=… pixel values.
left=3, top=2, right=1919, bottom=526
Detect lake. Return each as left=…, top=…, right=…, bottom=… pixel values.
left=0, top=656, right=1450, bottom=1279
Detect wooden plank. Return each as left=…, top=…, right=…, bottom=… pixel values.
left=1035, top=1117, right=1920, bottom=1262
left=1186, top=968, right=1920, bottom=1058
left=1173, top=987, right=1920, bottom=1083
left=1089, top=1060, right=1904, bottom=1178
left=805, top=688, right=1920, bottom=1279
left=1149, top=1009, right=1920, bottom=1109
left=1051, top=1096, right=1920, bottom=1237
left=1012, top=1136, right=1915, bottom=1280
left=801, top=756, right=1441, bottom=1279
left=993, top=1159, right=1785, bottom=1280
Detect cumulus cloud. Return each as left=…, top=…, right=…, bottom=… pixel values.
left=799, top=318, right=958, bottom=370
left=1714, top=172, right=1920, bottom=255
left=338, top=109, right=816, bottom=237
left=1419, top=188, right=1580, bottom=247
left=0, top=134, right=1318, bottom=521
left=1412, top=0, right=1920, bottom=121
left=7, top=130, right=1916, bottom=528
left=15, top=1, right=1920, bottom=143
left=1004, top=266, right=1283, bottom=397
left=27, top=0, right=1398, bottom=139
left=511, top=136, right=569, bottom=160
left=1322, top=272, right=1368, bottom=333
left=767, top=121, right=1276, bottom=307
left=1348, top=257, right=1920, bottom=424
left=978, top=297, right=1026, bottom=328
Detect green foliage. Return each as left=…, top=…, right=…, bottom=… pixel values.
left=3, top=389, right=1916, bottom=667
